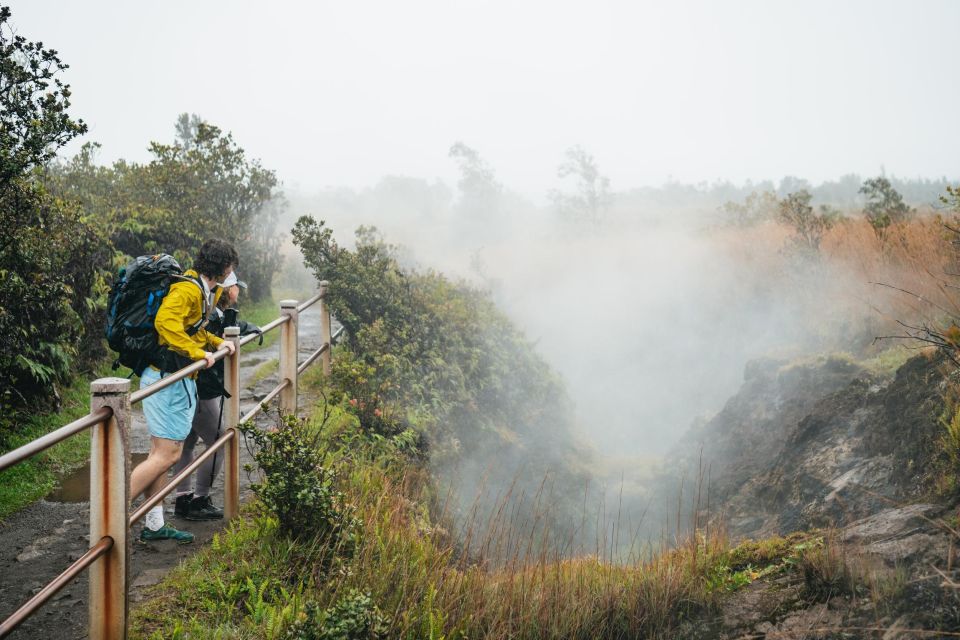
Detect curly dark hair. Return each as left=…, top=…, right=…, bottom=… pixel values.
left=195, top=239, right=239, bottom=279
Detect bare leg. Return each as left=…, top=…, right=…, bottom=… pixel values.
left=130, top=436, right=184, bottom=502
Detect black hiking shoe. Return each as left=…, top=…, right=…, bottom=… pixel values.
left=185, top=495, right=223, bottom=521
left=174, top=492, right=194, bottom=517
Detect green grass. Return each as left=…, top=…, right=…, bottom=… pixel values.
left=0, top=359, right=117, bottom=521
left=859, top=344, right=917, bottom=377
left=240, top=297, right=281, bottom=353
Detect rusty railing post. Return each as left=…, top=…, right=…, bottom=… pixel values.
left=279, top=299, right=299, bottom=416
left=88, top=377, right=131, bottom=640
left=319, top=281, right=332, bottom=376
left=223, top=326, right=241, bottom=520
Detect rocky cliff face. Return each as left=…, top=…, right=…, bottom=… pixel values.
left=663, top=352, right=960, bottom=637
left=669, top=353, right=949, bottom=539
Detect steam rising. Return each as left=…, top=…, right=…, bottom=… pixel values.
left=286, top=172, right=921, bottom=468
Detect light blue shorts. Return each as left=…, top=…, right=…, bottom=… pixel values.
left=140, top=367, right=197, bottom=441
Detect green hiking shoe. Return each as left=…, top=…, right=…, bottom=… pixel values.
left=139, top=523, right=194, bottom=544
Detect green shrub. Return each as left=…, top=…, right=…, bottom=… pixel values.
left=285, top=591, right=389, bottom=640
left=239, top=413, right=360, bottom=555
left=0, top=6, right=109, bottom=433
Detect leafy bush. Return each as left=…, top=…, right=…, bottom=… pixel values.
left=292, top=216, right=597, bottom=555
left=0, top=7, right=108, bottom=430
left=285, top=591, right=389, bottom=640
left=239, top=413, right=360, bottom=554
left=329, top=348, right=406, bottom=436
left=52, top=114, right=284, bottom=301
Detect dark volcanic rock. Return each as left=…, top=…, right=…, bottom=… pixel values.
left=665, top=353, right=948, bottom=539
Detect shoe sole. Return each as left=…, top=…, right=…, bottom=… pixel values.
left=183, top=514, right=224, bottom=521
left=139, top=536, right=195, bottom=544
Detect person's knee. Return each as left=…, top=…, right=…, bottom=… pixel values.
left=156, top=441, right=184, bottom=468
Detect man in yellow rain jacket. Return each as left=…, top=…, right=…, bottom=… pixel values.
left=130, top=239, right=239, bottom=543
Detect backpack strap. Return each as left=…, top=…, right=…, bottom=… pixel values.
left=170, top=274, right=216, bottom=337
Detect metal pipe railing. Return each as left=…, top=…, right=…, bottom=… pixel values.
left=297, top=291, right=324, bottom=313
left=128, top=346, right=231, bottom=405
left=0, top=536, right=113, bottom=637
left=238, top=313, right=289, bottom=347
left=298, top=343, right=329, bottom=375
left=254, top=314, right=289, bottom=337
left=0, top=284, right=336, bottom=639
left=0, top=407, right=112, bottom=474
left=128, top=430, right=236, bottom=527
left=240, top=379, right=290, bottom=425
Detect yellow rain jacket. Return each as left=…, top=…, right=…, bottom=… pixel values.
left=154, top=269, right=224, bottom=361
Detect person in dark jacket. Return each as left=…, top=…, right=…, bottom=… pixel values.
left=171, top=272, right=260, bottom=520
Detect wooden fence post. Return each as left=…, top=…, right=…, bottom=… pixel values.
left=88, top=377, right=131, bottom=640
left=319, top=281, right=332, bottom=376
left=223, top=326, right=241, bottom=520
left=279, top=299, right=299, bottom=416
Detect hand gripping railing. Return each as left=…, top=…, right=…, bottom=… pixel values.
left=0, top=281, right=336, bottom=639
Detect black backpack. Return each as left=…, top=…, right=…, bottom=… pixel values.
left=105, top=254, right=208, bottom=376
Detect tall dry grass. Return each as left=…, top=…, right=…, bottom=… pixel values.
left=309, top=455, right=730, bottom=639
left=712, top=215, right=960, bottom=357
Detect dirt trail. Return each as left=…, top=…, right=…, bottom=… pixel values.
left=0, top=305, right=326, bottom=640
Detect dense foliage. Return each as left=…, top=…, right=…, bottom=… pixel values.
left=239, top=413, right=359, bottom=549
left=0, top=6, right=285, bottom=446
left=292, top=216, right=595, bottom=550
left=292, top=217, right=585, bottom=463
left=0, top=6, right=107, bottom=427
left=285, top=591, right=389, bottom=640
left=52, top=114, right=283, bottom=300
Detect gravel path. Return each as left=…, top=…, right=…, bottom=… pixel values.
left=0, top=305, right=326, bottom=639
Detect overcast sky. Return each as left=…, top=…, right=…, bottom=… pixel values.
left=8, top=0, right=960, bottom=199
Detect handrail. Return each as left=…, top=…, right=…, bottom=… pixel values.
left=0, top=283, right=335, bottom=639
left=0, top=407, right=112, bottom=474
left=128, top=430, right=236, bottom=527
left=128, top=346, right=232, bottom=405
left=239, top=314, right=289, bottom=347
left=297, top=292, right=324, bottom=313
left=256, top=314, right=290, bottom=337
left=298, top=343, right=329, bottom=375
left=240, top=379, right=290, bottom=425
left=0, top=536, right=113, bottom=637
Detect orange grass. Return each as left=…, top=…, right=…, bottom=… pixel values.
left=711, top=215, right=960, bottom=357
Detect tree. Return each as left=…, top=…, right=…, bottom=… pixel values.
left=53, top=116, right=285, bottom=300
left=777, top=190, right=836, bottom=255
left=147, top=116, right=283, bottom=299
left=549, top=145, right=611, bottom=224
left=942, top=184, right=960, bottom=214
left=719, top=190, right=778, bottom=227
left=0, top=6, right=106, bottom=422
left=0, top=7, right=85, bottom=185
left=776, top=175, right=812, bottom=198
left=860, top=176, right=912, bottom=236
left=448, top=141, right=502, bottom=230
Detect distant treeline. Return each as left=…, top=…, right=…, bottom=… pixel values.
left=617, top=174, right=954, bottom=214
left=0, top=7, right=284, bottom=435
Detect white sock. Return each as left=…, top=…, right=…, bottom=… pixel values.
left=144, top=505, right=164, bottom=531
